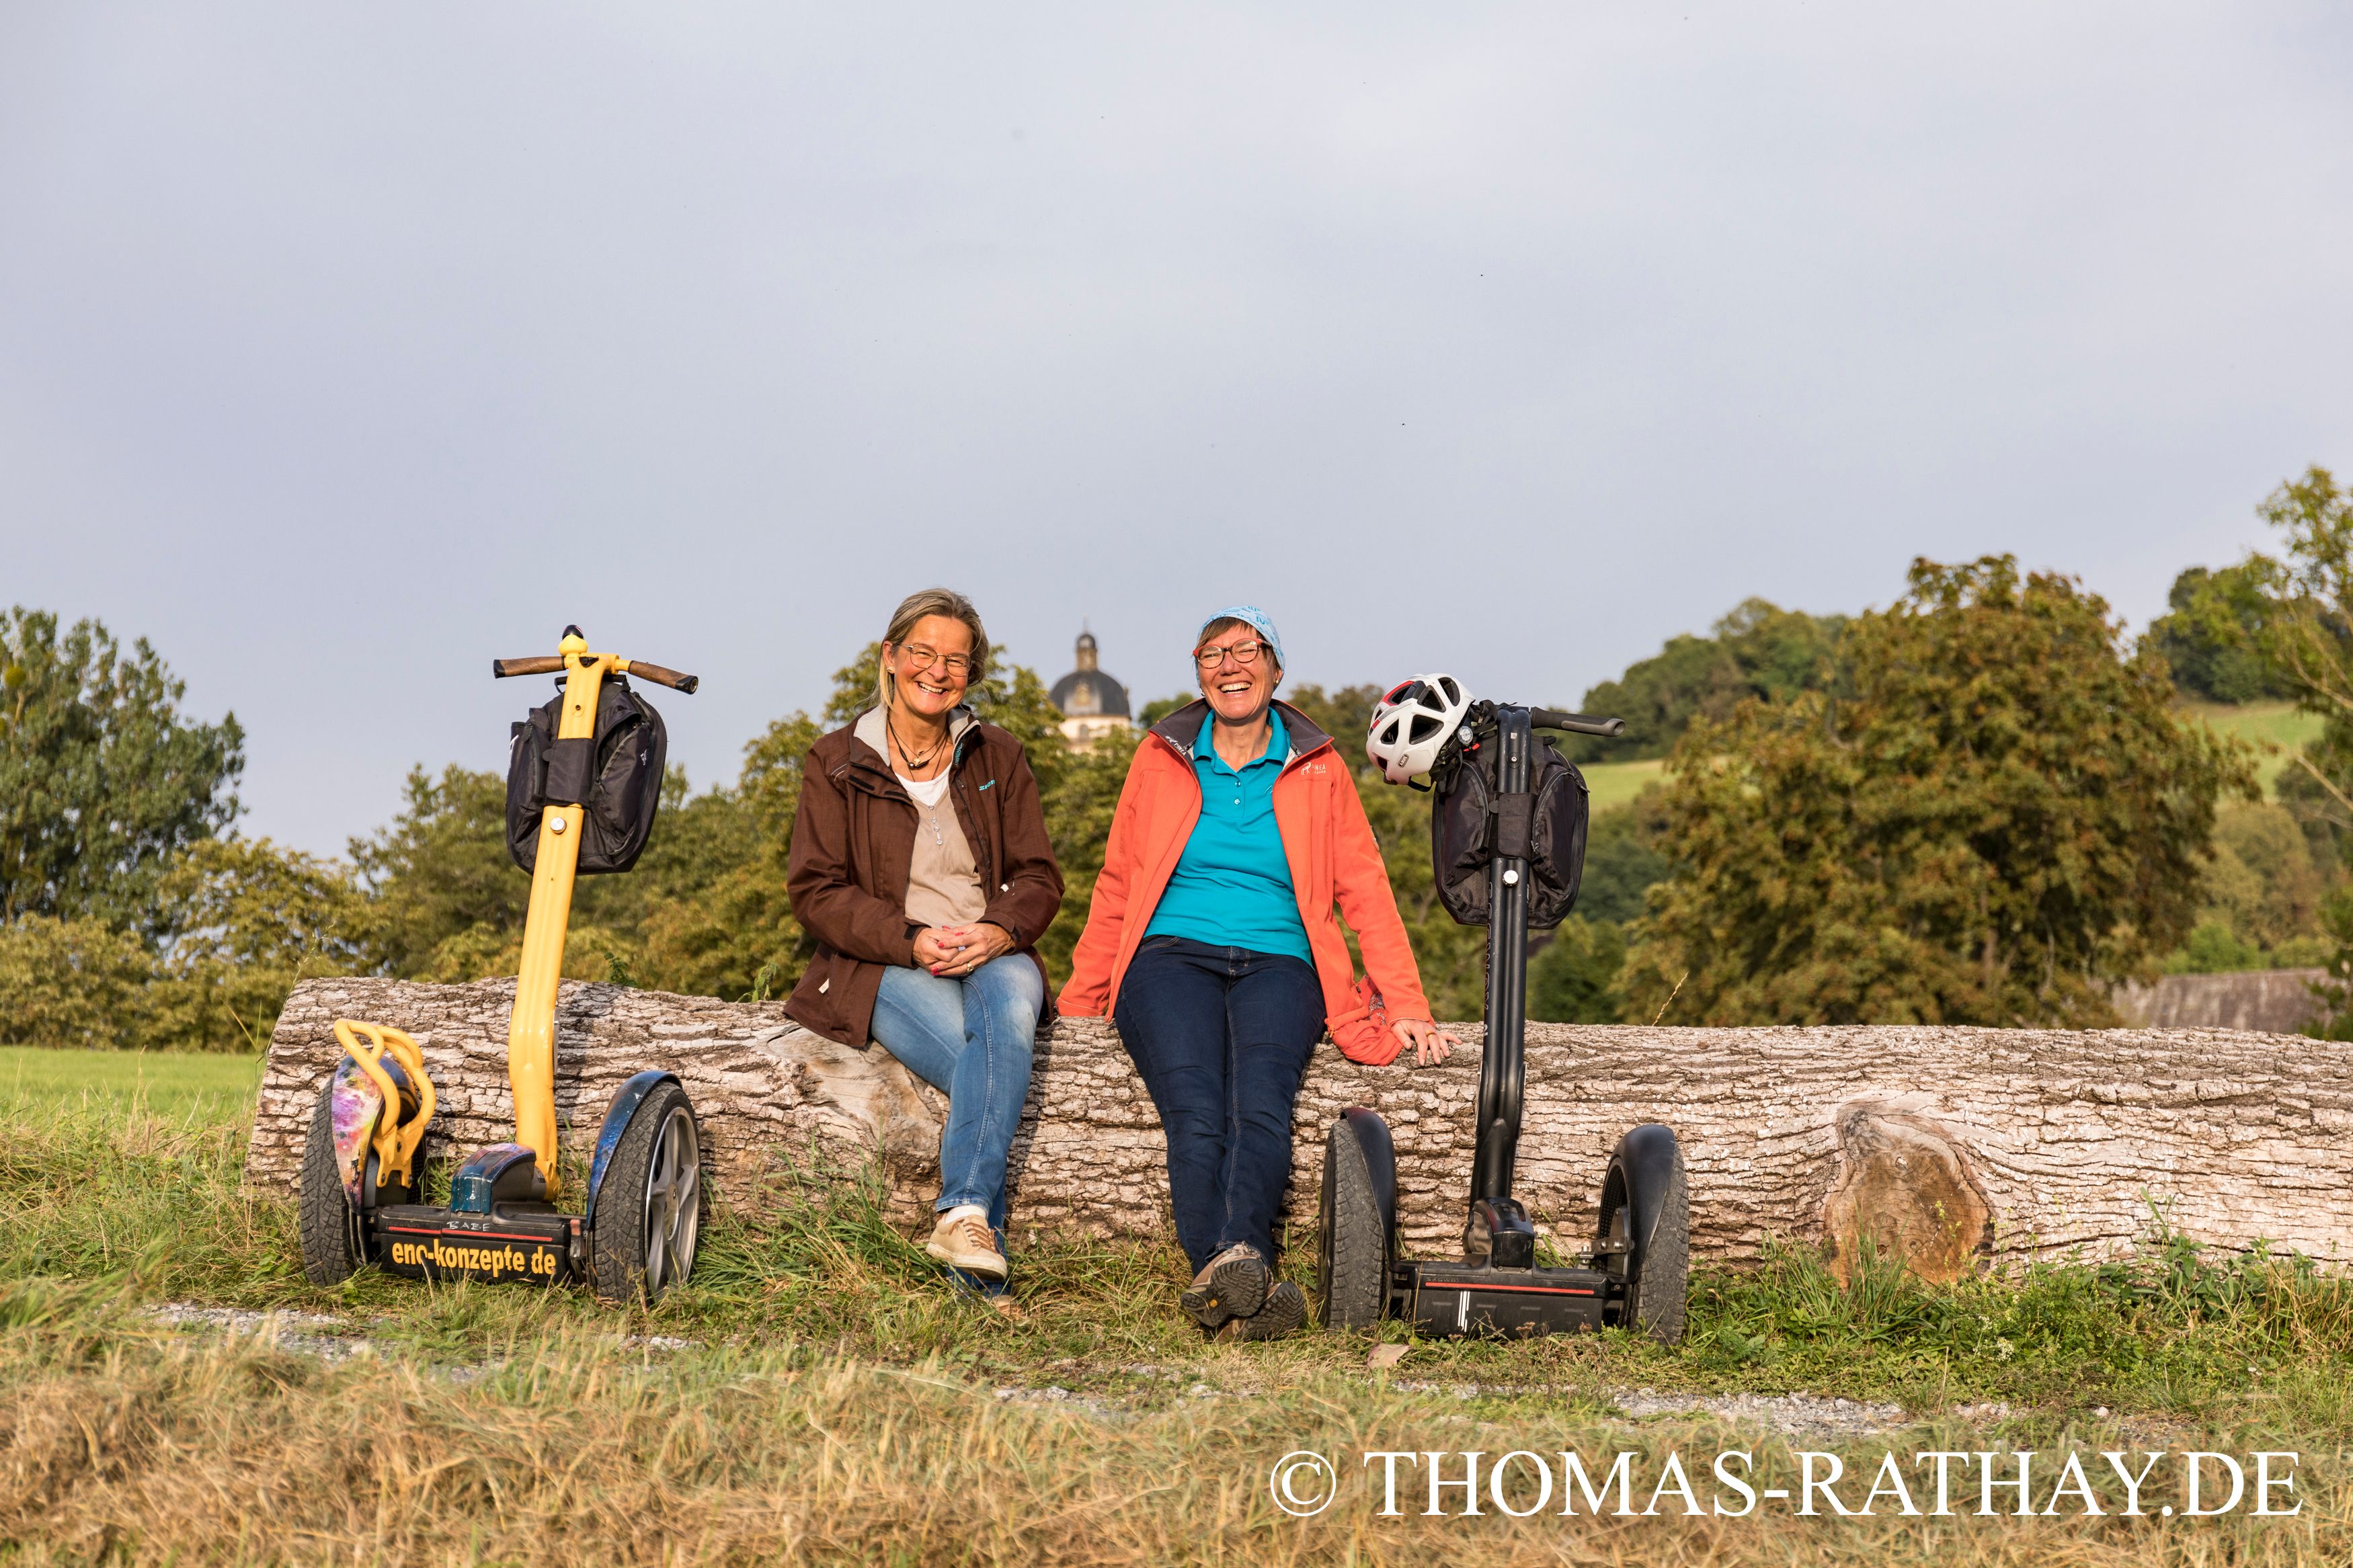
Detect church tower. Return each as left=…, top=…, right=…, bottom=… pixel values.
left=1049, top=626, right=1133, bottom=746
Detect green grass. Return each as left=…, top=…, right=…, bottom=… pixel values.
left=2176, top=699, right=2325, bottom=798
left=1582, top=757, right=1664, bottom=814
left=0, top=1044, right=262, bottom=1124
left=0, top=1046, right=2346, bottom=1563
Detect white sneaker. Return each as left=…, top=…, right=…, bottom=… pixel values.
left=925, top=1205, right=1007, bottom=1280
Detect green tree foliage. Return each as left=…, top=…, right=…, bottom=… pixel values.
left=1575, top=793, right=1674, bottom=927
left=145, top=837, right=374, bottom=1050
left=349, top=766, right=524, bottom=980
left=1623, top=557, right=2251, bottom=1028
left=0, top=608, right=244, bottom=931
left=1527, top=915, right=1626, bottom=1024
left=1135, top=692, right=1191, bottom=728
left=2145, top=565, right=2289, bottom=703
left=2181, top=466, right=2353, bottom=1031
left=1564, top=597, right=1846, bottom=764
left=0, top=916, right=155, bottom=1048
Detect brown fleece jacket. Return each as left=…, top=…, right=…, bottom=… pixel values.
left=783, top=708, right=1064, bottom=1046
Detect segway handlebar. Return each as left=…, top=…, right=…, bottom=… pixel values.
left=491, top=655, right=699, bottom=694
left=621, top=661, right=699, bottom=694
left=1531, top=708, right=1625, bottom=739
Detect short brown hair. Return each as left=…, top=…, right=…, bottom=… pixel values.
left=877, top=588, right=991, bottom=710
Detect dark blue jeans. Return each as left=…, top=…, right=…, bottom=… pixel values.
left=1115, top=936, right=1324, bottom=1274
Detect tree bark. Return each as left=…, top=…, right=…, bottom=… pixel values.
left=248, top=978, right=2353, bottom=1272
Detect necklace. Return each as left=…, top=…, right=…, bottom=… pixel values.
left=889, top=716, right=947, bottom=774
left=891, top=718, right=949, bottom=848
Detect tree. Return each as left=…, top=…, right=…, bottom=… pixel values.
left=0, top=916, right=155, bottom=1048
left=1622, top=557, right=2251, bottom=1028
left=1563, top=597, right=1846, bottom=763
left=2145, top=565, right=2290, bottom=703
left=631, top=716, right=817, bottom=1001
left=145, top=837, right=374, bottom=1050
left=349, top=765, right=524, bottom=979
left=2182, top=466, right=2353, bottom=1032
left=1527, top=915, right=1626, bottom=1024
left=0, top=608, right=244, bottom=931
left=2192, top=468, right=2353, bottom=817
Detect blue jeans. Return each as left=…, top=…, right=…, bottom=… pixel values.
left=870, top=954, right=1044, bottom=1235
left=1113, top=935, right=1324, bottom=1273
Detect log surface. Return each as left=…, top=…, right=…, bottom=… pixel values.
left=248, top=978, right=2353, bottom=1267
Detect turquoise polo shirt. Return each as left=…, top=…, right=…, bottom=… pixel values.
left=1144, top=710, right=1314, bottom=964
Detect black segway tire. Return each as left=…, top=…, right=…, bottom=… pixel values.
left=1597, top=1123, right=1689, bottom=1347
left=1317, top=1114, right=1390, bottom=1331
left=298, top=1083, right=366, bottom=1285
left=592, top=1079, right=705, bottom=1305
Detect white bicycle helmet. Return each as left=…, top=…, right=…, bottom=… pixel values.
left=1366, top=674, right=1473, bottom=784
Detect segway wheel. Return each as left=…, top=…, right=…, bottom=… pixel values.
left=592, top=1080, right=704, bottom=1304
left=1596, top=1124, right=1689, bottom=1347
left=1317, top=1117, right=1390, bottom=1331
left=298, top=1084, right=366, bottom=1285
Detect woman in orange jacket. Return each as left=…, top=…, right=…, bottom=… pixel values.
left=1061, top=606, right=1457, bottom=1339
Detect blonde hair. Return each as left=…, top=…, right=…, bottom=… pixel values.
left=877, top=587, right=992, bottom=711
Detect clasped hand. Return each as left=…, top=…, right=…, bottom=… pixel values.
left=912, top=921, right=1013, bottom=977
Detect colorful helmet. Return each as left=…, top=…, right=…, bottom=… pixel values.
left=1366, top=674, right=1472, bottom=784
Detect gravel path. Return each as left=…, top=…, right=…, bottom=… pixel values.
left=144, top=1303, right=2018, bottom=1440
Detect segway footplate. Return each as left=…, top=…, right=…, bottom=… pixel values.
left=373, top=1205, right=576, bottom=1285
left=1396, top=1262, right=1616, bottom=1338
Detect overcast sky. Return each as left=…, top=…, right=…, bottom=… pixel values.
left=5, top=4, right=2350, bottom=856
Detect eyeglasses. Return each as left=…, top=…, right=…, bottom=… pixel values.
left=1194, top=639, right=1271, bottom=670
left=893, top=643, right=973, bottom=678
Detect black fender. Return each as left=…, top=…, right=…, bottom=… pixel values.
left=1602, top=1122, right=1682, bottom=1283
left=586, top=1070, right=682, bottom=1230
left=1335, top=1106, right=1398, bottom=1243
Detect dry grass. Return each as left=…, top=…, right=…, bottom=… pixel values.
left=0, top=1055, right=2346, bottom=1564
left=1, top=1284, right=2342, bottom=1566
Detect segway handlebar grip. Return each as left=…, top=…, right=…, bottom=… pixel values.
left=493, top=656, right=567, bottom=679
left=623, top=661, right=699, bottom=694
left=1532, top=708, right=1626, bottom=739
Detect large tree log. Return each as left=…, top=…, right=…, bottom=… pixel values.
left=248, top=978, right=2353, bottom=1274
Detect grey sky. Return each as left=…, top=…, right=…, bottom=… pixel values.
left=6, top=4, right=2350, bottom=856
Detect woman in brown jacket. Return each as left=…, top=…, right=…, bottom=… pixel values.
left=785, top=589, right=1064, bottom=1288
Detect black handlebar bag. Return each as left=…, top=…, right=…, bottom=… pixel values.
left=1429, top=735, right=1591, bottom=929
left=506, top=677, right=668, bottom=874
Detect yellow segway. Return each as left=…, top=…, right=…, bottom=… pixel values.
left=296, top=627, right=705, bottom=1303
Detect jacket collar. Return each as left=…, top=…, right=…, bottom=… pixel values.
left=1150, top=698, right=1333, bottom=771
left=848, top=703, right=978, bottom=775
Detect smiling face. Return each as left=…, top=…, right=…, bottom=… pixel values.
left=883, top=614, right=975, bottom=722
left=1194, top=619, right=1280, bottom=725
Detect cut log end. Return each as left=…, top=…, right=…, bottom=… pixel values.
left=1821, top=1106, right=1992, bottom=1284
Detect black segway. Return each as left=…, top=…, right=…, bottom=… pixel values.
left=1319, top=684, right=1689, bottom=1343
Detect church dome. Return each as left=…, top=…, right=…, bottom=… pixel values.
left=1050, top=629, right=1131, bottom=720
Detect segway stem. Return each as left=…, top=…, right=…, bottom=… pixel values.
left=504, top=628, right=609, bottom=1196
left=1470, top=705, right=1532, bottom=1203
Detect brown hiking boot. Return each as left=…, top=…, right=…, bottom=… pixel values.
left=1181, top=1243, right=1269, bottom=1330
left=1218, top=1280, right=1308, bottom=1342
left=925, top=1206, right=1008, bottom=1280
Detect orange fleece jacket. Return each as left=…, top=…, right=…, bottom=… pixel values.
left=1058, top=700, right=1433, bottom=1065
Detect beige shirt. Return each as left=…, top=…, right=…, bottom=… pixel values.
left=854, top=706, right=989, bottom=930
left=899, top=770, right=988, bottom=927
